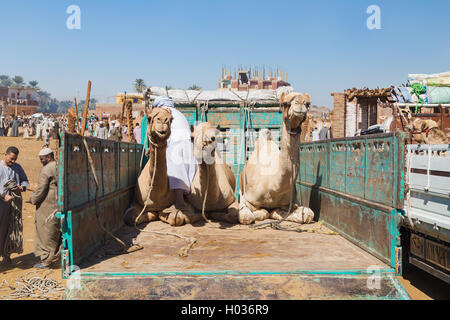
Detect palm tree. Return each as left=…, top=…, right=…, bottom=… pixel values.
left=134, top=79, right=146, bottom=93
left=188, top=84, right=201, bottom=90
left=12, top=76, right=25, bottom=87
left=28, top=80, right=39, bottom=89
left=0, top=75, right=12, bottom=87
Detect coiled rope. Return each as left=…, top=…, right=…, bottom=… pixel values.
left=0, top=271, right=65, bottom=300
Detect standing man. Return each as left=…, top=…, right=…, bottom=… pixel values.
left=133, top=122, right=142, bottom=144
left=96, top=121, right=107, bottom=139
left=0, top=146, right=30, bottom=265
left=30, top=148, right=60, bottom=269
left=10, top=116, right=19, bottom=137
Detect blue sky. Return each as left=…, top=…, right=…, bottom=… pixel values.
left=1, top=0, right=449, bottom=107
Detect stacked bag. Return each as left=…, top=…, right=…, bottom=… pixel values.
left=391, top=71, right=450, bottom=104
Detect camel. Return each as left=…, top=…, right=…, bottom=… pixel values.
left=123, top=107, right=200, bottom=227
left=405, top=118, right=448, bottom=144
left=186, top=122, right=240, bottom=223
left=395, top=107, right=448, bottom=144
left=238, top=92, right=315, bottom=225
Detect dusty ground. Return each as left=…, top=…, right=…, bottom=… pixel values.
left=0, top=136, right=448, bottom=300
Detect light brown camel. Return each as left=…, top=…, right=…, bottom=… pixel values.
left=123, top=107, right=200, bottom=227
left=186, top=122, right=240, bottom=223
left=405, top=118, right=448, bottom=144
left=238, top=92, right=315, bottom=225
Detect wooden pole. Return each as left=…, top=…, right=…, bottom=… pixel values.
left=74, top=97, right=80, bottom=132
left=80, top=80, right=91, bottom=136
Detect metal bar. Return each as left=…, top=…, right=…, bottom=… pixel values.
left=409, top=256, right=450, bottom=284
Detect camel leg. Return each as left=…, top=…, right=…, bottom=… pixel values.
left=253, top=209, right=270, bottom=221
left=238, top=191, right=256, bottom=225
left=208, top=201, right=240, bottom=224
left=270, top=205, right=314, bottom=224
left=285, top=204, right=315, bottom=224
left=159, top=202, right=202, bottom=226
left=123, top=203, right=158, bottom=226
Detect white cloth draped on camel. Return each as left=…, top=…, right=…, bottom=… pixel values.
left=152, top=96, right=197, bottom=193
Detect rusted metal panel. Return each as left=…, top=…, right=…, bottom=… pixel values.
left=59, top=133, right=143, bottom=275
left=119, top=143, right=129, bottom=189
left=64, top=274, right=409, bottom=300
left=298, top=133, right=407, bottom=269
left=65, top=135, right=89, bottom=209
left=328, top=141, right=346, bottom=193
left=346, top=141, right=366, bottom=199
left=87, top=139, right=103, bottom=201
left=101, top=140, right=116, bottom=195
left=365, top=138, right=394, bottom=206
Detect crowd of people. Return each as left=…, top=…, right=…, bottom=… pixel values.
left=0, top=112, right=144, bottom=144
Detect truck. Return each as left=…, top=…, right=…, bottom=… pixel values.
left=57, top=103, right=412, bottom=300
left=401, top=143, right=449, bottom=284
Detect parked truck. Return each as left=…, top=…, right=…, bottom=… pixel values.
left=57, top=103, right=412, bottom=299
left=401, top=144, right=449, bottom=284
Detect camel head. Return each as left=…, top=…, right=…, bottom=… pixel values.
left=280, top=92, right=310, bottom=133
left=192, top=122, right=219, bottom=165
left=147, top=107, right=173, bottom=145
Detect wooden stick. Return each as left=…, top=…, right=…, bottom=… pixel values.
left=74, top=97, right=80, bottom=132
left=119, top=93, right=126, bottom=129
left=80, top=81, right=91, bottom=136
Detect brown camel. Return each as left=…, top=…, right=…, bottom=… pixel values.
left=238, top=92, right=315, bottom=225
left=123, top=107, right=200, bottom=227
left=186, top=122, right=240, bottom=223
left=405, top=118, right=448, bottom=144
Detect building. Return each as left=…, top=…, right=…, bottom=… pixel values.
left=330, top=87, right=393, bottom=138
left=219, top=66, right=290, bottom=91
left=0, top=86, right=39, bottom=116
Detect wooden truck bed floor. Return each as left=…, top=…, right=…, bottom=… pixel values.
left=80, top=220, right=389, bottom=273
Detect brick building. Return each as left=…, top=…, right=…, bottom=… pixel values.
left=330, top=88, right=393, bottom=138
left=219, top=67, right=290, bottom=91
left=0, top=86, right=39, bottom=116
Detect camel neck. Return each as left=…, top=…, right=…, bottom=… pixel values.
left=148, top=143, right=168, bottom=184
left=198, top=161, right=218, bottom=195
left=280, top=123, right=301, bottom=167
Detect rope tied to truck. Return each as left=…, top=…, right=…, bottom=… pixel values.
left=2, top=179, right=24, bottom=256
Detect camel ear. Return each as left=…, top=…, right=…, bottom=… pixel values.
left=280, top=92, right=286, bottom=103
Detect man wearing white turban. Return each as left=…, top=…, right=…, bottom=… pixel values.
left=151, top=96, right=197, bottom=210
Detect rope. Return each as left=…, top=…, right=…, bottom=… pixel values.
left=2, top=179, right=23, bottom=256
left=410, top=83, right=426, bottom=113
left=201, top=164, right=211, bottom=223
left=1, top=271, right=65, bottom=300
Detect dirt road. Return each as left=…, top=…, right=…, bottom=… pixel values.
left=0, top=137, right=448, bottom=300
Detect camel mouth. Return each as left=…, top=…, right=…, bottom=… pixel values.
left=154, top=129, right=168, bottom=137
